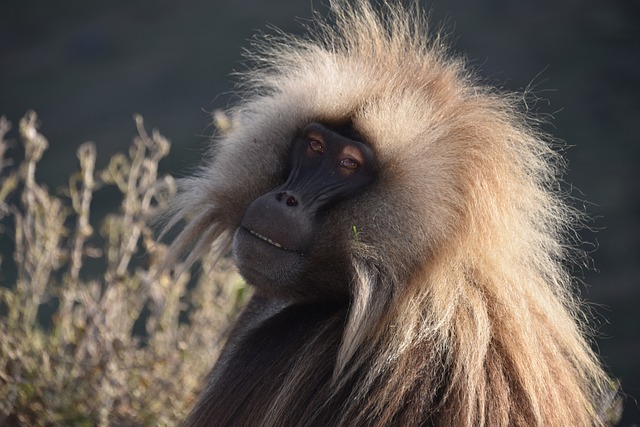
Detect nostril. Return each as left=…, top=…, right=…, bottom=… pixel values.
left=275, top=191, right=299, bottom=207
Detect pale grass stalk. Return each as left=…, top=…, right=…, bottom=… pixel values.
left=0, top=111, right=245, bottom=426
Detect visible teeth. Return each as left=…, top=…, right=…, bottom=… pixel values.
left=249, top=229, right=283, bottom=248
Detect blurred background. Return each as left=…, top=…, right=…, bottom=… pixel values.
left=1, top=0, right=638, bottom=423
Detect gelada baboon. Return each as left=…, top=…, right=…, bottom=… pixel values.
left=162, top=1, right=617, bottom=425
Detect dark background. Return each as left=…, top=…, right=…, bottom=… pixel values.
left=1, top=0, right=638, bottom=423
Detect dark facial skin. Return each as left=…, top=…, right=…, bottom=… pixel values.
left=232, top=122, right=376, bottom=299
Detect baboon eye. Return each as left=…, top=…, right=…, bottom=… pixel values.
left=340, top=158, right=360, bottom=170
left=309, top=139, right=324, bottom=154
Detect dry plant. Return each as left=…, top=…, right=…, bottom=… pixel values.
left=0, top=111, right=246, bottom=426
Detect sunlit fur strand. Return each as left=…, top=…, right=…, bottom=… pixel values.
left=163, top=1, right=613, bottom=425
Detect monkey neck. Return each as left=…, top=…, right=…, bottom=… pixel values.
left=186, top=296, right=349, bottom=426
left=185, top=294, right=447, bottom=427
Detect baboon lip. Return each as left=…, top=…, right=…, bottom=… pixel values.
left=242, top=227, right=300, bottom=253
left=248, top=228, right=283, bottom=248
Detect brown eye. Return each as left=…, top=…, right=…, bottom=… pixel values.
left=340, top=158, right=360, bottom=170
left=309, top=139, right=324, bottom=154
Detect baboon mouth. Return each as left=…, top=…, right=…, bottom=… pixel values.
left=237, top=227, right=307, bottom=259
left=248, top=229, right=283, bottom=248
left=242, top=227, right=295, bottom=251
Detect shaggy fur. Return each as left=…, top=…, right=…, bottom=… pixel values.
left=162, top=1, right=615, bottom=425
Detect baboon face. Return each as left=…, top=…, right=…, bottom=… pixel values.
left=232, top=122, right=376, bottom=299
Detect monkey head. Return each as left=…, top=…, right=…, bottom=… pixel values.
left=233, top=122, right=376, bottom=299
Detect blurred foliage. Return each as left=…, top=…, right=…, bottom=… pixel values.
left=0, top=112, right=246, bottom=426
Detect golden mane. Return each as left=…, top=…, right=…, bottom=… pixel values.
left=163, top=1, right=615, bottom=425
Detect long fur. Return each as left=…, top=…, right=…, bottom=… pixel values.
left=163, top=1, right=614, bottom=425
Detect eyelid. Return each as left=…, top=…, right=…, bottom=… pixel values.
left=309, top=139, right=324, bottom=153
left=341, top=145, right=365, bottom=166
left=340, top=158, right=360, bottom=169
